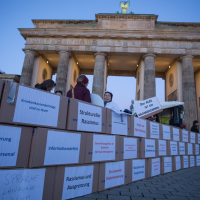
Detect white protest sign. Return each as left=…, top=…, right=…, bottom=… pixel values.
left=190, top=156, right=195, bottom=167
left=134, top=97, right=162, bottom=118
left=158, top=140, right=166, bottom=156
left=182, top=130, right=188, bottom=142
left=105, top=161, right=124, bottom=189
left=150, top=122, right=160, bottom=139
left=172, top=128, right=180, bottom=141
left=134, top=117, right=146, bottom=137
left=13, top=86, right=60, bottom=127
left=92, top=135, right=115, bottom=162
left=124, top=138, right=137, bottom=159
left=132, top=159, right=145, bottom=181
left=188, top=143, right=193, bottom=155
left=198, top=134, right=200, bottom=144
left=164, top=157, right=172, bottom=173
left=195, top=144, right=199, bottom=155
left=151, top=158, right=160, bottom=177
left=179, top=142, right=185, bottom=155
left=175, top=156, right=181, bottom=170
left=44, top=131, right=81, bottom=165
left=190, top=132, right=196, bottom=143
left=183, top=156, right=188, bottom=168
left=0, top=125, right=21, bottom=167
left=0, top=168, right=46, bottom=200
left=111, top=112, right=128, bottom=135
left=145, top=139, right=155, bottom=158
left=170, top=141, right=178, bottom=155
left=196, top=155, right=200, bottom=166
left=62, top=165, right=94, bottom=199
left=77, top=102, right=102, bottom=132
left=162, top=125, right=171, bottom=140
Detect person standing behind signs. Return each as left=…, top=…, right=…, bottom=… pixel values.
left=35, top=79, right=56, bottom=92
left=67, top=75, right=91, bottom=103
left=191, top=120, right=199, bottom=133
left=104, top=91, right=120, bottom=112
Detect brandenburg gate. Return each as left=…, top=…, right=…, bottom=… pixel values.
left=18, top=13, right=200, bottom=129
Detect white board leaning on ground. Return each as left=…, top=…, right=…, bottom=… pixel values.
left=134, top=97, right=162, bottom=118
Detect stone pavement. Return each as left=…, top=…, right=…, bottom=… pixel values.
left=73, top=166, right=200, bottom=200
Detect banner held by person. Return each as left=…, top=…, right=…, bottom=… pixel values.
left=134, top=97, right=162, bottom=119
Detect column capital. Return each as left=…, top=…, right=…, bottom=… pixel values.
left=23, top=49, right=38, bottom=56
left=58, top=51, right=71, bottom=57
left=94, top=52, right=107, bottom=57
left=143, top=54, right=156, bottom=59
left=180, top=55, right=194, bottom=60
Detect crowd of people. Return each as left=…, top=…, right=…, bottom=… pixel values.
left=35, top=75, right=199, bottom=134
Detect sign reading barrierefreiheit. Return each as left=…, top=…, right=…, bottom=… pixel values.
left=134, top=97, right=162, bottom=118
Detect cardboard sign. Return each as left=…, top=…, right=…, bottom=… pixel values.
left=150, top=122, right=160, bottom=139
left=151, top=158, right=160, bottom=177
left=162, top=125, right=171, bottom=140
left=145, top=139, right=156, bottom=158
left=164, top=157, right=172, bottom=173
left=179, top=142, right=185, bottom=155
left=0, top=168, right=46, bottom=200
left=169, top=141, right=178, bottom=155
left=190, top=156, right=195, bottom=167
left=92, top=135, right=115, bottom=162
left=195, top=144, right=199, bottom=155
left=13, top=86, right=60, bottom=127
left=132, top=159, right=145, bottom=181
left=44, top=131, right=81, bottom=165
left=158, top=140, right=167, bottom=156
left=183, top=156, right=188, bottom=168
left=134, top=117, right=146, bottom=137
left=196, top=155, right=200, bottom=166
left=0, top=125, right=21, bottom=167
left=111, top=112, right=128, bottom=135
left=134, top=97, right=162, bottom=118
left=181, top=130, right=188, bottom=142
left=172, top=128, right=180, bottom=141
left=124, top=138, right=137, bottom=159
left=62, top=165, right=94, bottom=199
left=188, top=143, right=193, bottom=155
left=190, top=132, right=196, bottom=143
left=198, top=134, right=200, bottom=144
left=105, top=161, right=124, bottom=189
left=77, top=102, right=102, bottom=132
left=175, top=156, right=181, bottom=170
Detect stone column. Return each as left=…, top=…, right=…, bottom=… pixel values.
left=55, top=51, right=71, bottom=95
left=20, top=49, right=37, bottom=85
left=143, top=54, right=156, bottom=99
left=92, top=52, right=106, bottom=98
left=180, top=55, right=197, bottom=129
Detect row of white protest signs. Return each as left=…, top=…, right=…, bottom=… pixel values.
left=1, top=156, right=200, bottom=200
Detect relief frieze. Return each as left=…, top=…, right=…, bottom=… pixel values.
left=25, top=37, right=200, bottom=54
left=55, top=38, right=63, bottom=45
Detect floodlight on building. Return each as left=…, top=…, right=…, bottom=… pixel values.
left=77, top=62, right=78, bottom=65
left=169, top=66, right=171, bottom=68
left=137, top=64, right=138, bottom=67
left=47, top=61, right=48, bottom=63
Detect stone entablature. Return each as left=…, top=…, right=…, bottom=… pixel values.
left=24, top=37, right=200, bottom=55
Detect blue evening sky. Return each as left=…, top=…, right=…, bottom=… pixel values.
left=0, top=0, right=199, bottom=110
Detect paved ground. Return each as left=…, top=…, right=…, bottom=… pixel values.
left=73, top=167, right=200, bottom=200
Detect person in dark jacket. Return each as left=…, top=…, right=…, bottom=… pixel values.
left=169, top=116, right=174, bottom=125
left=67, top=75, right=91, bottom=103
left=191, top=120, right=199, bottom=133
left=173, top=120, right=183, bottom=129
left=35, top=79, right=56, bottom=92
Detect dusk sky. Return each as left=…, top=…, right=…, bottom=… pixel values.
left=0, top=0, right=200, bottom=110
